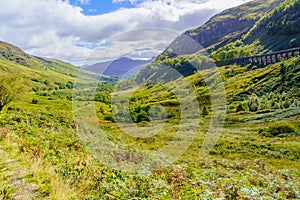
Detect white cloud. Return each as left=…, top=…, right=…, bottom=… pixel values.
left=112, top=0, right=137, bottom=4
left=0, top=0, right=252, bottom=65
left=78, top=0, right=90, bottom=4
left=85, top=28, right=180, bottom=64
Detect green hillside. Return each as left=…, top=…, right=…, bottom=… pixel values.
left=157, top=0, right=285, bottom=61
left=212, top=0, right=300, bottom=61
left=0, top=0, right=300, bottom=199
left=0, top=41, right=111, bottom=89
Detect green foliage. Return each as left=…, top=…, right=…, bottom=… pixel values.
left=0, top=184, right=14, bottom=199
left=211, top=41, right=255, bottom=61
left=260, top=122, right=296, bottom=137
left=280, top=63, right=287, bottom=81
left=0, top=72, right=23, bottom=111
left=156, top=56, right=196, bottom=77
left=1, top=1, right=300, bottom=199
left=268, top=122, right=296, bottom=135
left=31, top=98, right=39, bottom=104
left=136, top=111, right=151, bottom=123
left=94, top=92, right=111, bottom=104
left=248, top=95, right=259, bottom=112
left=211, top=0, right=300, bottom=61
left=265, top=0, right=300, bottom=35
left=130, top=104, right=151, bottom=123
left=236, top=101, right=249, bottom=112
left=202, top=106, right=209, bottom=116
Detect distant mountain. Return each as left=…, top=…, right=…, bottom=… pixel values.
left=84, top=57, right=155, bottom=78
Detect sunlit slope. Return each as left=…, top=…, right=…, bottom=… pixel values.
left=0, top=41, right=113, bottom=89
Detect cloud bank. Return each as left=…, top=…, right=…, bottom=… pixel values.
left=0, top=0, right=250, bottom=65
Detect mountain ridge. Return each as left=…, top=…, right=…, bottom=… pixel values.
left=157, top=0, right=285, bottom=61
left=84, top=56, right=155, bottom=78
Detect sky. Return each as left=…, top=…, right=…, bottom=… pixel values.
left=0, top=0, right=250, bottom=66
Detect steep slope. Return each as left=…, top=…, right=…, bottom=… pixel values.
left=125, top=0, right=300, bottom=118
left=0, top=41, right=31, bottom=66
left=157, top=0, right=284, bottom=61
left=244, top=0, right=300, bottom=48
left=142, top=0, right=300, bottom=86
left=211, top=0, right=300, bottom=61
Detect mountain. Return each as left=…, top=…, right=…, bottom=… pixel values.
left=133, top=0, right=300, bottom=84
left=84, top=57, right=155, bottom=78
left=157, top=0, right=285, bottom=61
left=0, top=41, right=32, bottom=66
left=0, top=41, right=112, bottom=89
left=125, top=0, right=300, bottom=110
left=211, top=0, right=300, bottom=61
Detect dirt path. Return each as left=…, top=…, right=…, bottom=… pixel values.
left=0, top=146, right=38, bottom=200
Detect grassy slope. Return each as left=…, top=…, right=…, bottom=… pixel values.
left=0, top=41, right=111, bottom=90
left=1, top=60, right=300, bottom=198
left=0, top=43, right=299, bottom=198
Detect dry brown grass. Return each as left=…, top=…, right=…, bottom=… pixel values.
left=0, top=128, right=10, bottom=140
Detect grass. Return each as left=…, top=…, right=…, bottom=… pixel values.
left=0, top=137, right=78, bottom=199
left=0, top=76, right=299, bottom=199
left=1, top=22, right=300, bottom=198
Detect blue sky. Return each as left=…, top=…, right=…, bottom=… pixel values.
left=0, top=0, right=251, bottom=65
left=69, top=0, right=136, bottom=15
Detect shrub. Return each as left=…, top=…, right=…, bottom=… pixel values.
left=166, top=112, right=176, bottom=119
left=32, top=98, right=39, bottom=104
left=283, top=98, right=291, bottom=108
left=268, top=122, right=295, bottom=136
left=138, top=121, right=151, bottom=127
left=226, top=115, right=244, bottom=123
left=260, top=122, right=296, bottom=137
left=248, top=95, right=259, bottom=112
left=236, top=102, right=248, bottom=112
left=136, top=111, right=151, bottom=123
left=0, top=128, right=9, bottom=140
left=104, top=114, right=115, bottom=122
left=0, top=73, right=23, bottom=111
left=202, top=106, right=209, bottom=116
left=258, top=103, right=267, bottom=110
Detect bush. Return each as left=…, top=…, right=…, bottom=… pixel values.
left=236, top=102, right=249, bottom=112
left=260, top=122, right=296, bottom=137
left=226, top=115, right=244, bottom=123
left=138, top=121, right=151, bottom=127
left=32, top=98, right=39, bottom=104
left=136, top=111, right=151, bottom=123
left=104, top=114, right=115, bottom=122
left=202, top=106, right=209, bottom=116
left=268, top=122, right=295, bottom=136
left=166, top=112, right=176, bottom=119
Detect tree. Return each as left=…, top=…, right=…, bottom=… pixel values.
left=236, top=102, right=245, bottom=112
left=248, top=94, right=259, bottom=112
left=202, top=106, right=209, bottom=116
left=0, top=72, right=23, bottom=112
left=280, top=63, right=287, bottom=81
